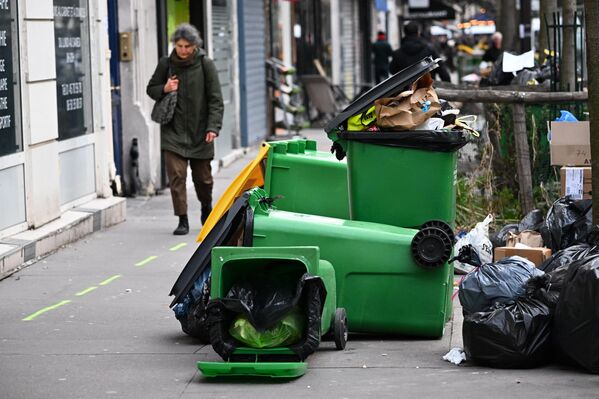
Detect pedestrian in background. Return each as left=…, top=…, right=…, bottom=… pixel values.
left=390, top=22, right=451, bottom=82
left=372, top=31, right=393, bottom=84
left=483, top=32, right=503, bottom=63
left=147, top=23, right=224, bottom=235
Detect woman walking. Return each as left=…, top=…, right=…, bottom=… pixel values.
left=147, top=23, right=224, bottom=235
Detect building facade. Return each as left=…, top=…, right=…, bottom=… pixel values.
left=0, top=0, right=114, bottom=238
left=0, top=0, right=384, bottom=239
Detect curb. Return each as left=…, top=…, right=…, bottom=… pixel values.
left=0, top=197, right=127, bottom=280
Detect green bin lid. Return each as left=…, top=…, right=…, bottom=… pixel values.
left=324, top=57, right=439, bottom=134
left=198, top=361, right=308, bottom=378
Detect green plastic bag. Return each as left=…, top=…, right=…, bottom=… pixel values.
left=347, top=105, right=376, bottom=131
left=229, top=308, right=305, bottom=348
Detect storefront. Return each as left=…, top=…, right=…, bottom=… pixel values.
left=0, top=0, right=114, bottom=236
left=0, top=0, right=23, bottom=233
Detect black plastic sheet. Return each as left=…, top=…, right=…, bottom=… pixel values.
left=540, top=197, right=593, bottom=253
left=207, top=273, right=326, bottom=361
left=463, top=297, right=553, bottom=368
left=459, top=256, right=544, bottom=314
left=554, top=254, right=599, bottom=373
left=519, top=209, right=545, bottom=232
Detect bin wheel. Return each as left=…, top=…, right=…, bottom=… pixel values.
left=333, top=308, right=348, bottom=350
left=411, top=227, right=453, bottom=269
left=420, top=220, right=455, bottom=244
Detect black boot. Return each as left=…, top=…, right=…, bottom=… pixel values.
left=173, top=215, right=189, bottom=235
left=201, top=204, right=212, bottom=225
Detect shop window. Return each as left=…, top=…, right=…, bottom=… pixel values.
left=54, top=0, right=93, bottom=140
left=0, top=0, right=22, bottom=157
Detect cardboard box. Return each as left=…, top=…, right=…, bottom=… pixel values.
left=560, top=166, right=592, bottom=200
left=494, top=246, right=552, bottom=267
left=550, top=121, right=590, bottom=166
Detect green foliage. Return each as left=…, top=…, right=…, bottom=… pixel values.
left=457, top=102, right=571, bottom=230
left=456, top=174, right=520, bottom=229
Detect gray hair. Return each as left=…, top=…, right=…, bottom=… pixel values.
left=171, top=23, right=203, bottom=47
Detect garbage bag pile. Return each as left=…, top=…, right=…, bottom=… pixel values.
left=459, top=196, right=599, bottom=373
left=479, top=52, right=553, bottom=88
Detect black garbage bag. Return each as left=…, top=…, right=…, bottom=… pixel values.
left=207, top=273, right=326, bottom=361
left=525, top=274, right=559, bottom=309
left=459, top=256, right=544, bottom=314
left=584, top=225, right=599, bottom=246
left=173, top=273, right=211, bottom=343
left=540, top=197, right=593, bottom=253
left=519, top=209, right=544, bottom=232
left=463, top=296, right=553, bottom=368
left=554, top=254, right=599, bottom=373
left=538, top=244, right=594, bottom=273
left=489, top=224, right=519, bottom=249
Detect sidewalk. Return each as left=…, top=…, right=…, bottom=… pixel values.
left=3, top=132, right=597, bottom=398
left=0, top=197, right=127, bottom=280
left=0, top=139, right=263, bottom=281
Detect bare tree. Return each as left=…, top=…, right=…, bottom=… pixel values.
left=497, top=0, right=518, bottom=52
left=560, top=0, right=577, bottom=91
left=585, top=0, right=599, bottom=225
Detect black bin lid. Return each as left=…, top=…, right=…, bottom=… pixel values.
left=324, top=57, right=439, bottom=134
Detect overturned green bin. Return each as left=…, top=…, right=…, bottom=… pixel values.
left=246, top=188, right=454, bottom=337
left=198, top=246, right=348, bottom=378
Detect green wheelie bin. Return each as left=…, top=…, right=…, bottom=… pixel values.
left=324, top=57, right=469, bottom=230
left=197, top=246, right=348, bottom=378
left=245, top=188, right=455, bottom=337
left=263, top=139, right=349, bottom=219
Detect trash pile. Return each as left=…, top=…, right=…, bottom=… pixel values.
left=455, top=195, right=599, bottom=373
left=343, top=71, right=479, bottom=136
left=170, top=57, right=469, bottom=378
left=459, top=49, right=554, bottom=88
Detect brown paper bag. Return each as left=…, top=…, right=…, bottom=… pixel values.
left=374, top=73, right=441, bottom=130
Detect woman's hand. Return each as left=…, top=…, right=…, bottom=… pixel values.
left=205, top=131, right=217, bottom=143
left=163, top=75, right=179, bottom=93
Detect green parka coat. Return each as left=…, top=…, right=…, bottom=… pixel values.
left=146, top=49, right=224, bottom=159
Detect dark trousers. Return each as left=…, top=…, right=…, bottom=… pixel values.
left=164, top=150, right=213, bottom=216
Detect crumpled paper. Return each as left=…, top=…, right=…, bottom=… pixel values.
left=443, top=347, right=467, bottom=365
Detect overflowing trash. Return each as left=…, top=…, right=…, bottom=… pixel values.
left=458, top=195, right=599, bottom=374
left=207, top=272, right=327, bottom=361
left=165, top=54, right=597, bottom=378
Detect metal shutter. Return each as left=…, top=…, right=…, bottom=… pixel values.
left=238, top=0, right=267, bottom=146
left=212, top=1, right=235, bottom=157
left=340, top=0, right=358, bottom=99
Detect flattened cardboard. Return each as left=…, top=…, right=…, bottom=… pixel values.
left=494, top=246, right=552, bottom=267
left=550, top=121, right=591, bottom=166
